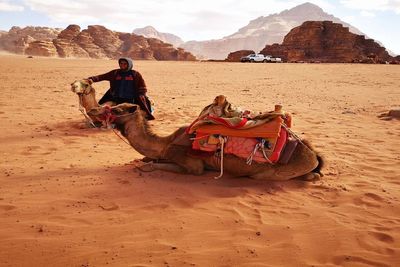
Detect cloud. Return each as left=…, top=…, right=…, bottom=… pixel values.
left=17, top=0, right=399, bottom=43
left=19, top=0, right=323, bottom=40
left=20, top=0, right=296, bottom=39
left=340, top=0, right=400, bottom=14
left=360, top=10, right=376, bottom=17
left=0, top=0, right=24, bottom=11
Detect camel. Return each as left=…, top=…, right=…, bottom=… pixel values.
left=88, top=104, right=324, bottom=181
left=70, top=79, right=115, bottom=126
left=378, top=109, right=400, bottom=120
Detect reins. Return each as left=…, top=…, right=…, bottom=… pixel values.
left=102, top=108, right=134, bottom=146
left=78, top=93, right=97, bottom=128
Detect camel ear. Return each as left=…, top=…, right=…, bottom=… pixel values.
left=128, top=105, right=139, bottom=113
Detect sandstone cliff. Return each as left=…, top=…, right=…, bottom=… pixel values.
left=259, top=21, right=393, bottom=63
left=0, top=26, right=61, bottom=54
left=0, top=25, right=196, bottom=61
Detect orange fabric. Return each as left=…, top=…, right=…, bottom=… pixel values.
left=195, top=116, right=283, bottom=138
left=192, top=133, right=217, bottom=151
left=269, top=127, right=287, bottom=162
left=284, top=112, right=292, bottom=128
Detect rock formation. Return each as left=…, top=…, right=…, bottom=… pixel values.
left=0, top=26, right=61, bottom=53
left=259, top=21, right=393, bottom=63
left=180, top=2, right=365, bottom=59
left=225, top=50, right=255, bottom=62
left=0, top=25, right=196, bottom=61
left=25, top=41, right=58, bottom=57
left=133, top=26, right=184, bottom=47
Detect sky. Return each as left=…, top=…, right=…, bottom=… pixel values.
left=1, top=0, right=399, bottom=55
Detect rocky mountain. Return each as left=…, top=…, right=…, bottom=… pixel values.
left=0, top=26, right=62, bottom=54
left=260, top=21, right=393, bottom=63
left=133, top=26, right=184, bottom=47
left=0, top=25, right=196, bottom=60
left=180, top=2, right=365, bottom=59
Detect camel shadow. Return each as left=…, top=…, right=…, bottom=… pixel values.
left=50, top=119, right=110, bottom=137
left=104, top=162, right=316, bottom=200
left=15, top=160, right=318, bottom=213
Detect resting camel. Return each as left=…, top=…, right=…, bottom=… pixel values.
left=70, top=79, right=115, bottom=126
left=378, top=109, right=400, bottom=120
left=88, top=104, right=324, bottom=181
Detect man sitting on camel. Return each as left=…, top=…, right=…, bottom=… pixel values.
left=87, top=57, right=155, bottom=120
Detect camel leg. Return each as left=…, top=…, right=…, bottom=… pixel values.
left=164, top=145, right=205, bottom=175
left=138, top=162, right=187, bottom=174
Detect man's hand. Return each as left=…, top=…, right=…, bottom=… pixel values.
left=86, top=78, right=94, bottom=84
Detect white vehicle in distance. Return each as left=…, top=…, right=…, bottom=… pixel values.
left=240, top=54, right=282, bottom=63
left=240, top=53, right=270, bottom=63
left=270, top=57, right=282, bottom=63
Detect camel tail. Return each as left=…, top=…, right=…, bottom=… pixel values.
left=302, top=139, right=325, bottom=177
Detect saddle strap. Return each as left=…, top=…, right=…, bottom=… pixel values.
left=214, top=136, right=227, bottom=179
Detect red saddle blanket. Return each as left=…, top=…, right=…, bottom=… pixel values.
left=192, top=126, right=288, bottom=163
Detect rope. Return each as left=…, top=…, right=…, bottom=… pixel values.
left=246, top=142, right=260, bottom=165
left=259, top=139, right=273, bottom=164
left=78, top=94, right=97, bottom=128
left=281, top=124, right=305, bottom=146
left=111, top=127, right=132, bottom=146
left=246, top=139, right=273, bottom=165
left=214, top=136, right=226, bottom=179
left=102, top=108, right=132, bottom=147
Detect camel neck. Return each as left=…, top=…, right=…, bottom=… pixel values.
left=79, top=90, right=98, bottom=111
left=121, top=115, right=172, bottom=159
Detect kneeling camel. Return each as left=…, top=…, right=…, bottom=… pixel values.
left=70, top=79, right=115, bottom=126
left=89, top=104, right=324, bottom=181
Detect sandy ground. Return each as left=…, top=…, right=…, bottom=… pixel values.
left=0, top=55, right=399, bottom=266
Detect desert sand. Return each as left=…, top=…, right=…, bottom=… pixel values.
left=0, top=55, right=399, bottom=266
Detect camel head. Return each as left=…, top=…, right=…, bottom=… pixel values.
left=71, top=79, right=93, bottom=95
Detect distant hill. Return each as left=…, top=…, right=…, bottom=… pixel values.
left=133, top=26, right=184, bottom=47
left=0, top=25, right=196, bottom=60
left=179, top=2, right=365, bottom=59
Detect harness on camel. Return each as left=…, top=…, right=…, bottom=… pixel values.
left=187, top=95, right=298, bottom=179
